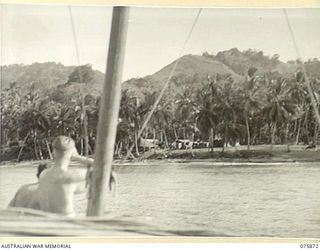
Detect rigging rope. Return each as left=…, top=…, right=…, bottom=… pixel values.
left=283, top=8, right=320, bottom=127
left=68, top=6, right=116, bottom=197
left=124, top=8, right=202, bottom=161
left=68, top=5, right=93, bottom=195
left=0, top=4, right=3, bottom=150
left=68, top=5, right=89, bottom=159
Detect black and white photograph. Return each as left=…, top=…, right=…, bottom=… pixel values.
left=0, top=3, right=320, bottom=239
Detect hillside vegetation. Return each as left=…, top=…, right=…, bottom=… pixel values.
left=1, top=48, right=320, bottom=162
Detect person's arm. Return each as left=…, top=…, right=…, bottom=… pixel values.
left=71, top=149, right=94, bottom=167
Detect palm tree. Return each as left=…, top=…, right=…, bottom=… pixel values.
left=215, top=81, right=246, bottom=151
left=216, top=120, right=246, bottom=152
left=242, top=70, right=267, bottom=150
left=175, top=86, right=196, bottom=140
left=17, top=92, right=52, bottom=160
left=193, top=84, right=219, bottom=152
left=263, top=77, right=300, bottom=151
left=119, top=89, right=151, bottom=156
left=294, top=71, right=320, bottom=146
left=151, top=101, right=173, bottom=148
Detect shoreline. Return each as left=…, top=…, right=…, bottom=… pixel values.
left=1, top=144, right=320, bottom=168
left=135, top=144, right=320, bottom=164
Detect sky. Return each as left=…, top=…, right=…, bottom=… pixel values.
left=1, top=4, right=320, bottom=80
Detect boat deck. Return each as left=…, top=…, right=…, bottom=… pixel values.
left=0, top=208, right=170, bottom=236
left=0, top=208, right=222, bottom=237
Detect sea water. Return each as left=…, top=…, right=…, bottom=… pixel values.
left=1, top=161, right=319, bottom=238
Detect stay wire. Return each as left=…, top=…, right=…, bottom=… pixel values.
left=283, top=8, right=320, bottom=127
left=124, top=8, right=202, bottom=161
left=68, top=5, right=89, bottom=159
left=0, top=4, right=3, bottom=150
left=68, top=6, right=93, bottom=198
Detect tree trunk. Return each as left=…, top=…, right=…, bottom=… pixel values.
left=83, top=114, right=89, bottom=157
left=45, top=140, right=53, bottom=160
left=17, top=133, right=29, bottom=162
left=135, top=131, right=140, bottom=156
left=114, top=141, right=119, bottom=157
left=285, top=123, right=290, bottom=152
left=163, top=129, right=169, bottom=149
left=88, top=144, right=93, bottom=155
left=210, top=128, right=214, bottom=153
left=34, top=141, right=39, bottom=160
left=303, top=108, right=310, bottom=144
left=313, top=120, right=318, bottom=145
left=270, top=121, right=277, bottom=151
left=173, top=125, right=178, bottom=140
left=3, top=130, right=7, bottom=147
left=222, top=139, right=225, bottom=153
left=80, top=138, right=84, bottom=155
left=160, top=130, right=163, bottom=143
left=293, top=119, right=297, bottom=136
left=295, top=119, right=302, bottom=145
left=117, top=141, right=123, bottom=159
left=142, top=132, right=146, bottom=153
left=38, top=142, right=44, bottom=160
left=191, top=132, right=195, bottom=157
left=258, top=127, right=262, bottom=143
left=268, top=123, right=272, bottom=145
left=245, top=115, right=251, bottom=151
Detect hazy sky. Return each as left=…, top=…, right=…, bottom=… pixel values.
left=1, top=4, right=320, bottom=80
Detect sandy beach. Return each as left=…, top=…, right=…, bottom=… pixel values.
left=2, top=144, right=320, bottom=168
left=139, top=144, right=320, bottom=163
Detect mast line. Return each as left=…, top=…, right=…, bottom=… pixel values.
left=68, top=6, right=89, bottom=158
left=124, top=8, right=202, bottom=161
left=283, top=8, right=320, bottom=127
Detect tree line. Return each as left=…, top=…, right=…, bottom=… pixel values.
left=1, top=65, right=320, bottom=162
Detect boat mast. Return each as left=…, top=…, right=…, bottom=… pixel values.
left=87, top=6, right=129, bottom=216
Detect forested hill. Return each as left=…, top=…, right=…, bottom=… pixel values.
left=149, top=48, right=320, bottom=80
left=1, top=62, right=105, bottom=97
left=123, top=48, right=320, bottom=99
left=2, top=48, right=320, bottom=98
left=1, top=62, right=74, bottom=90
left=206, top=48, right=320, bottom=77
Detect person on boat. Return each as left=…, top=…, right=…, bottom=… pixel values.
left=8, top=163, right=49, bottom=209
left=37, top=136, right=94, bottom=217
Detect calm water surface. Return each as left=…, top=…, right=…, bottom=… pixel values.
left=1, top=161, right=320, bottom=238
